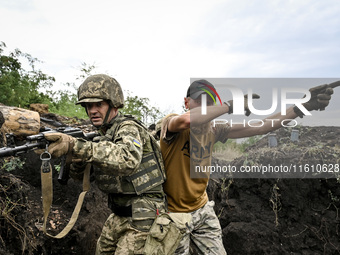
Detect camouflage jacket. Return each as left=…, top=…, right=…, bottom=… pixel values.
left=72, top=113, right=165, bottom=196
left=73, top=114, right=143, bottom=176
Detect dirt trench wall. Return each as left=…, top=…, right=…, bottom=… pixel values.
left=1, top=125, right=340, bottom=254
left=0, top=152, right=111, bottom=255
left=207, top=177, right=340, bottom=254
left=207, top=126, right=340, bottom=255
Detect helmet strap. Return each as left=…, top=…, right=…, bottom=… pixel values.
left=103, top=105, right=112, bottom=125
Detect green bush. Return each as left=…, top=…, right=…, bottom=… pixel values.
left=0, top=42, right=162, bottom=121
left=0, top=42, right=55, bottom=108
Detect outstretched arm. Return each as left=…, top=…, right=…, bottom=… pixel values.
left=167, top=104, right=230, bottom=133
left=167, top=94, right=259, bottom=133
left=227, top=82, right=336, bottom=139
left=227, top=106, right=298, bottom=138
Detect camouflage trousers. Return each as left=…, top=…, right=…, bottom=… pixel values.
left=172, top=201, right=227, bottom=255
left=95, top=213, right=148, bottom=255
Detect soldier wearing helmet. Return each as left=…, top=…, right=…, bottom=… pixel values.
left=42, top=74, right=168, bottom=254
left=76, top=74, right=124, bottom=128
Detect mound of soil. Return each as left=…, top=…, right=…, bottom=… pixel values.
left=1, top=113, right=110, bottom=255
left=208, top=126, right=340, bottom=254
left=1, top=112, right=340, bottom=254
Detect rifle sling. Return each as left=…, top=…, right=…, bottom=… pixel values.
left=41, top=146, right=90, bottom=239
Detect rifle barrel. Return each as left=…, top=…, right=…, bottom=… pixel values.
left=0, top=141, right=46, bottom=157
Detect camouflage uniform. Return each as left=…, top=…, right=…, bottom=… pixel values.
left=71, top=74, right=167, bottom=254
left=96, top=213, right=148, bottom=254
left=72, top=114, right=167, bottom=255
left=172, top=201, right=226, bottom=255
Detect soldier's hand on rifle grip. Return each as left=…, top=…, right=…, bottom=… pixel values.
left=43, top=133, right=76, bottom=158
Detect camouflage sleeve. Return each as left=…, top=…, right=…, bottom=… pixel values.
left=72, top=122, right=143, bottom=176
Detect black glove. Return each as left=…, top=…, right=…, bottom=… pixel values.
left=226, top=93, right=260, bottom=116
left=294, top=84, right=334, bottom=118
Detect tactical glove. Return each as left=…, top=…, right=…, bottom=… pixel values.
left=44, top=133, right=76, bottom=158
left=294, top=84, right=334, bottom=118
left=226, top=93, right=260, bottom=116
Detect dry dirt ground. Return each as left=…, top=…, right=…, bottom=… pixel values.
left=1, top=114, right=340, bottom=254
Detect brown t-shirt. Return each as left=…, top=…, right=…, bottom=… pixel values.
left=160, top=114, right=230, bottom=212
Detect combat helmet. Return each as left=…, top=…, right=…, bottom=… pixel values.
left=76, top=74, right=124, bottom=108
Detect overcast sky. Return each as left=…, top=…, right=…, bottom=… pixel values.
left=1, top=0, right=340, bottom=125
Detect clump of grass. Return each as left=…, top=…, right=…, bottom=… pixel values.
left=1, top=157, right=25, bottom=172
left=213, top=140, right=242, bottom=162
left=213, top=136, right=261, bottom=162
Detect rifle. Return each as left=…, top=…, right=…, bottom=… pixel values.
left=0, top=126, right=98, bottom=184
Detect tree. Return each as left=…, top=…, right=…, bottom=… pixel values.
left=0, top=42, right=55, bottom=107
left=120, top=91, right=164, bottom=125
left=0, top=42, right=163, bottom=122
left=46, top=62, right=98, bottom=118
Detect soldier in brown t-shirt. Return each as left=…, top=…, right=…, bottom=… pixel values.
left=160, top=79, right=335, bottom=254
